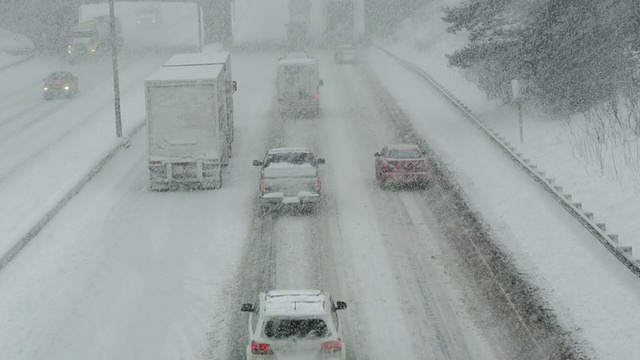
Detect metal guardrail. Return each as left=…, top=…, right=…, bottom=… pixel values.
left=374, top=43, right=640, bottom=278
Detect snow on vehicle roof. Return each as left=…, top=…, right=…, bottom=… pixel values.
left=267, top=147, right=311, bottom=154
left=278, top=57, right=317, bottom=66
left=163, top=52, right=230, bottom=67
left=146, top=63, right=223, bottom=82
left=72, top=21, right=97, bottom=32
left=285, top=52, right=310, bottom=58
left=46, top=71, right=74, bottom=79
left=388, top=143, right=421, bottom=150
left=263, top=290, right=328, bottom=316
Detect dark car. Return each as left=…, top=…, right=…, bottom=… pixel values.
left=43, top=71, right=79, bottom=100
left=374, top=144, right=430, bottom=189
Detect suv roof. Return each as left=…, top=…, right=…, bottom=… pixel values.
left=262, top=289, right=328, bottom=317
left=46, top=72, right=74, bottom=80
left=388, top=143, right=421, bottom=151
left=267, top=147, right=311, bottom=155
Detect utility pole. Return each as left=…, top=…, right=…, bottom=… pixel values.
left=511, top=79, right=524, bottom=143
left=108, top=0, right=122, bottom=138
left=197, top=0, right=203, bottom=51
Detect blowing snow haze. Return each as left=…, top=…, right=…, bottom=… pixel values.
left=2, top=0, right=640, bottom=359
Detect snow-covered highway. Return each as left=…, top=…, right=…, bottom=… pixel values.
left=0, top=50, right=566, bottom=359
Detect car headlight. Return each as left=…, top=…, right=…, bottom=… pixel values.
left=43, top=87, right=48, bottom=91
left=64, top=86, right=69, bottom=90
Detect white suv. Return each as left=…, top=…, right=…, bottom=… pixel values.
left=241, top=289, right=348, bottom=359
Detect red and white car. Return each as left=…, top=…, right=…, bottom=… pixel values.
left=241, top=289, right=347, bottom=360
left=374, top=144, right=430, bottom=188
left=43, top=71, right=79, bottom=100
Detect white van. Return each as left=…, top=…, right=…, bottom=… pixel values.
left=276, top=53, right=323, bottom=117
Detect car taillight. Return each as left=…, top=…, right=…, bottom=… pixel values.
left=149, top=161, right=163, bottom=166
left=260, top=180, right=265, bottom=194
left=315, top=93, right=320, bottom=100
left=321, top=339, right=342, bottom=353
left=382, top=163, right=394, bottom=171
left=251, top=341, right=273, bottom=355
left=316, top=179, right=321, bottom=192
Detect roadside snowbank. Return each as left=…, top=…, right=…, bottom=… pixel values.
left=0, top=28, right=34, bottom=68
left=370, top=1, right=640, bottom=358
left=379, top=0, right=640, bottom=256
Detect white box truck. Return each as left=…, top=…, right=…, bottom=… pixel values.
left=163, top=52, right=237, bottom=159
left=277, top=53, right=323, bottom=117
left=145, top=64, right=228, bottom=190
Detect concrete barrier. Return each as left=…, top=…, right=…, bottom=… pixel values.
left=0, top=48, right=35, bottom=71
left=374, top=43, right=640, bottom=278
left=0, top=126, right=142, bottom=271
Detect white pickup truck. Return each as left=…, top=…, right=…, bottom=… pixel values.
left=253, top=147, right=325, bottom=214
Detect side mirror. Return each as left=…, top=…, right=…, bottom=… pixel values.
left=241, top=303, right=254, bottom=312
left=336, top=301, right=347, bottom=310
left=253, top=160, right=263, bottom=166
left=374, top=152, right=380, bottom=157
left=317, top=158, right=325, bottom=164
left=422, top=151, right=427, bottom=156
left=232, top=80, right=237, bottom=92
left=319, top=79, right=324, bottom=87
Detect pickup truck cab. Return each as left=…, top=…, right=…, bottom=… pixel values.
left=253, top=147, right=325, bottom=214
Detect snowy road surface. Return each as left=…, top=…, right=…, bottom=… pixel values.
left=0, top=53, right=168, bottom=263
left=0, top=51, right=555, bottom=359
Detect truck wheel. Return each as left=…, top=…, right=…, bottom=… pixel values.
left=378, top=177, right=388, bottom=190
left=258, top=204, right=270, bottom=218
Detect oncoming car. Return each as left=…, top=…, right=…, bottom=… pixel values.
left=241, top=289, right=348, bottom=359
left=374, top=144, right=430, bottom=188
left=43, top=71, right=79, bottom=100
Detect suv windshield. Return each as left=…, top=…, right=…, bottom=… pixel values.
left=388, top=149, right=421, bottom=159
left=47, top=72, right=73, bottom=81
left=264, top=152, right=315, bottom=167
left=263, top=318, right=330, bottom=339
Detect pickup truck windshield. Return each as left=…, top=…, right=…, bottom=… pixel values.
left=265, top=152, right=316, bottom=167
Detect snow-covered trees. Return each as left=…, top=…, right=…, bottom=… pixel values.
left=443, top=0, right=640, bottom=115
